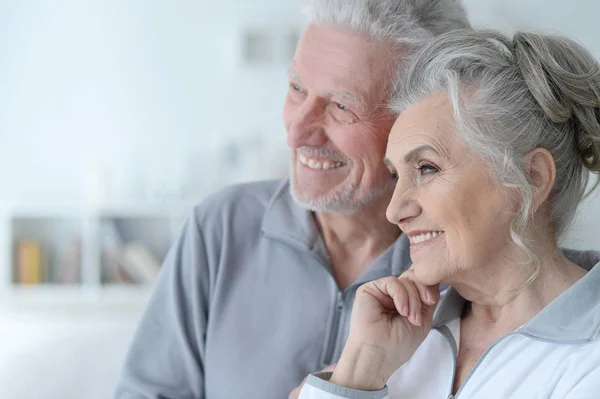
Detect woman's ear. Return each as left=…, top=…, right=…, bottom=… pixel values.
left=525, top=148, right=556, bottom=212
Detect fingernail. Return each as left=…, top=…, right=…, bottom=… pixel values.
left=411, top=313, right=418, bottom=326
left=425, top=291, right=434, bottom=304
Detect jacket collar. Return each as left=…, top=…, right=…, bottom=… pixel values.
left=433, top=251, right=600, bottom=342
left=260, top=179, right=412, bottom=285
left=260, top=179, right=322, bottom=254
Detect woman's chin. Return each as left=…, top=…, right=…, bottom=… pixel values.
left=411, top=263, right=443, bottom=287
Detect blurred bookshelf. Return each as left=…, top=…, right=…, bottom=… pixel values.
left=0, top=205, right=188, bottom=309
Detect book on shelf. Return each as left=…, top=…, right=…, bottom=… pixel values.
left=59, top=237, right=82, bottom=284
left=121, top=242, right=161, bottom=284
left=15, top=239, right=44, bottom=285
left=100, top=220, right=161, bottom=285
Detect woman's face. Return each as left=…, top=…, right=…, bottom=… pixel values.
left=384, top=93, right=519, bottom=286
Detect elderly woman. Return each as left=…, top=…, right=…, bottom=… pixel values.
left=298, top=29, right=600, bottom=399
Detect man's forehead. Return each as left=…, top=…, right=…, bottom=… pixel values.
left=291, top=33, right=396, bottom=106
left=300, top=24, right=378, bottom=52
left=296, top=24, right=397, bottom=77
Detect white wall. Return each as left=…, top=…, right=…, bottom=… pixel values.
left=0, top=0, right=301, bottom=206
left=0, top=1, right=304, bottom=396
left=0, top=0, right=598, bottom=219
left=0, top=1, right=599, bottom=396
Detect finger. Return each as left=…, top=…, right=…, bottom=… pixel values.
left=425, top=283, right=441, bottom=305
left=397, top=278, right=423, bottom=326
left=404, top=271, right=438, bottom=306
left=403, top=269, right=441, bottom=306
left=420, top=288, right=440, bottom=329
left=359, top=280, right=397, bottom=312
left=402, top=269, right=430, bottom=305
left=373, top=277, right=409, bottom=317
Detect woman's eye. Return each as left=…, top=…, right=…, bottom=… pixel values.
left=388, top=170, right=399, bottom=181
left=417, top=164, right=439, bottom=175
left=290, top=83, right=302, bottom=92
left=336, top=103, right=347, bottom=110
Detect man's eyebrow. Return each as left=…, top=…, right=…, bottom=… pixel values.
left=288, top=67, right=365, bottom=107
left=288, top=67, right=302, bottom=83
left=329, top=90, right=367, bottom=107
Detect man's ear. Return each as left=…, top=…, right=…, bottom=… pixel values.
left=525, top=148, right=556, bottom=212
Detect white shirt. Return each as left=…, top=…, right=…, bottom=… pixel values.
left=300, top=259, right=600, bottom=399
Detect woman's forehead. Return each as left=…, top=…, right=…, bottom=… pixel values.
left=389, top=96, right=455, bottom=144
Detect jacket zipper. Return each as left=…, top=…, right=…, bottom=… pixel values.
left=323, top=291, right=344, bottom=365
left=436, top=326, right=458, bottom=399
left=449, top=331, right=535, bottom=398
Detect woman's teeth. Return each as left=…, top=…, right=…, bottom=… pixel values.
left=409, top=231, right=443, bottom=244
left=299, top=154, right=345, bottom=170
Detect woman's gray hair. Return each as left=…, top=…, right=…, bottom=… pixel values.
left=303, top=0, right=471, bottom=86
left=391, top=29, right=600, bottom=280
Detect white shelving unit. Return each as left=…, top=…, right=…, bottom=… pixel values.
left=0, top=204, right=190, bottom=309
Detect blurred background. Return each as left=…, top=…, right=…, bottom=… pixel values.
left=0, top=0, right=599, bottom=398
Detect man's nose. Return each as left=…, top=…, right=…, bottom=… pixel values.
left=287, top=97, right=328, bottom=148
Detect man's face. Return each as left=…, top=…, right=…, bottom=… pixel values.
left=283, top=24, right=398, bottom=215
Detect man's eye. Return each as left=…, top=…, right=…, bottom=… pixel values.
left=330, top=102, right=357, bottom=123
left=290, top=83, right=302, bottom=92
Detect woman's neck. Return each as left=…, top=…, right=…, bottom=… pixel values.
left=454, top=245, right=587, bottom=331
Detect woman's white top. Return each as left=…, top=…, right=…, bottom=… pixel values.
left=300, top=260, right=600, bottom=399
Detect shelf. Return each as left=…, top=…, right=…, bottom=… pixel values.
left=0, top=204, right=182, bottom=309
left=11, top=216, right=82, bottom=285
left=1, top=284, right=154, bottom=309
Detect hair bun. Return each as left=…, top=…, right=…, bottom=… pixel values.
left=513, top=32, right=600, bottom=173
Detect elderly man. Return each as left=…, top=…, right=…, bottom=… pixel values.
left=114, top=1, right=470, bottom=398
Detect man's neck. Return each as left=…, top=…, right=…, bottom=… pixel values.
left=314, top=194, right=401, bottom=290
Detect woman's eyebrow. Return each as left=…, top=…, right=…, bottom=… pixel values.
left=403, top=145, right=439, bottom=164
left=384, top=145, right=439, bottom=168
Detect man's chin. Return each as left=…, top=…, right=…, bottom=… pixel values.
left=290, top=188, right=362, bottom=215
left=289, top=175, right=392, bottom=216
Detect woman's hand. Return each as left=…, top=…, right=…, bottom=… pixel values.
left=330, top=270, right=440, bottom=391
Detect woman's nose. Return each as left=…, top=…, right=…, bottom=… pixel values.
left=386, top=182, right=421, bottom=226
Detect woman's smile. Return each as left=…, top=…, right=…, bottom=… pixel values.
left=406, top=230, right=444, bottom=255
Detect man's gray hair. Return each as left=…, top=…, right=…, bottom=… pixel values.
left=304, top=0, right=471, bottom=89
left=305, top=0, right=470, bottom=46
left=391, top=29, right=600, bottom=280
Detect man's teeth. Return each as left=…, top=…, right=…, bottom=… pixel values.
left=409, top=231, right=443, bottom=244
left=299, top=154, right=345, bottom=170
